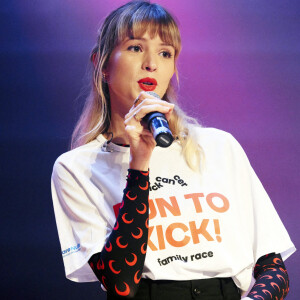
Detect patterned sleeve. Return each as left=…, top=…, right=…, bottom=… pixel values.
left=247, top=253, right=289, bottom=299
left=88, top=169, right=149, bottom=298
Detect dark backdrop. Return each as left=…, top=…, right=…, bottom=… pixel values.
left=1, top=0, right=299, bottom=299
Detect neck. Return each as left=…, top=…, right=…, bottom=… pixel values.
left=105, top=111, right=130, bottom=145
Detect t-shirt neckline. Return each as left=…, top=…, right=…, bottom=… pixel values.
left=96, top=134, right=179, bottom=153
left=96, top=134, right=129, bottom=153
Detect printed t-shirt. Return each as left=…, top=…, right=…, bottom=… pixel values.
left=51, top=127, right=295, bottom=293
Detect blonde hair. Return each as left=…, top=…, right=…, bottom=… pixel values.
left=71, top=0, right=204, bottom=172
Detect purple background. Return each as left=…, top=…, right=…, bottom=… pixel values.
left=1, top=0, right=299, bottom=298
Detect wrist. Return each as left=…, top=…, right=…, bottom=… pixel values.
left=129, top=160, right=149, bottom=171
left=129, top=157, right=149, bottom=171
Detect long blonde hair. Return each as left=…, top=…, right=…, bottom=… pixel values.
left=71, top=0, right=204, bottom=172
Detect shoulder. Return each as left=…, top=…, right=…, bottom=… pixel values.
left=52, top=138, right=101, bottom=178
left=189, top=125, right=241, bottom=148
left=189, top=125, right=249, bottom=163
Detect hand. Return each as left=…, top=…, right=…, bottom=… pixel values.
left=124, top=91, right=174, bottom=170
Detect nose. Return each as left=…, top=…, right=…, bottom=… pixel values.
left=142, top=53, right=157, bottom=72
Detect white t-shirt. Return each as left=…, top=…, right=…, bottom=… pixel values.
left=51, top=127, right=295, bottom=293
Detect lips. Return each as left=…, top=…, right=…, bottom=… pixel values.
left=138, top=77, right=157, bottom=91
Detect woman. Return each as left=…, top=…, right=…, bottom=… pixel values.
left=51, top=1, right=295, bottom=299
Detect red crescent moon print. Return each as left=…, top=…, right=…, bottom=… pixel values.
left=273, top=257, right=281, bottom=264
left=140, top=170, right=149, bottom=176
left=120, top=200, right=124, bottom=209
left=136, top=203, right=147, bottom=214
left=145, top=218, right=149, bottom=228
left=131, top=227, right=143, bottom=239
left=267, top=267, right=278, bottom=272
left=279, top=267, right=286, bottom=273
left=116, top=236, right=128, bottom=248
left=122, top=213, right=134, bottom=224
left=262, top=289, right=272, bottom=297
left=260, top=275, right=273, bottom=280
left=255, top=283, right=266, bottom=288
left=139, top=182, right=148, bottom=190
left=115, top=282, right=130, bottom=297
left=105, top=241, right=112, bottom=252
left=276, top=274, right=286, bottom=283
left=108, top=260, right=121, bottom=274
left=114, top=221, right=119, bottom=230
left=134, top=270, right=142, bottom=284
left=90, top=262, right=94, bottom=270
left=254, top=295, right=264, bottom=300
left=141, top=243, right=147, bottom=254
left=126, top=191, right=137, bottom=201
left=271, top=282, right=280, bottom=291
left=97, top=258, right=104, bottom=270
left=101, top=275, right=108, bottom=290
left=125, top=253, right=137, bottom=266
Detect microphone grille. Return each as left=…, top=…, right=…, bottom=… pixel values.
left=145, top=91, right=160, bottom=99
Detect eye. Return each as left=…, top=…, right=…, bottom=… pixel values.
left=128, top=45, right=142, bottom=52
left=160, top=50, right=173, bottom=59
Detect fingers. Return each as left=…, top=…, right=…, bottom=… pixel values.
left=126, top=99, right=174, bottom=125
left=124, top=92, right=174, bottom=146
left=134, top=91, right=157, bottom=103
left=124, top=123, right=156, bottom=146
left=130, top=91, right=173, bottom=110
left=132, top=91, right=154, bottom=110
left=164, top=107, right=174, bottom=122
left=127, top=104, right=172, bottom=123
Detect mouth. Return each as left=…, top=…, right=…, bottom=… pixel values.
left=138, top=77, right=157, bottom=91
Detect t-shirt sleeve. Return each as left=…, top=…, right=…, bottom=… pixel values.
left=51, top=157, right=109, bottom=282
left=228, top=133, right=296, bottom=264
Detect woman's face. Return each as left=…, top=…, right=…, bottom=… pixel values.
left=106, top=31, right=175, bottom=115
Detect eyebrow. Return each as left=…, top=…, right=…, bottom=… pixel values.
left=126, top=37, right=174, bottom=48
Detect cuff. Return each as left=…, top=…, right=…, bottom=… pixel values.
left=126, top=169, right=149, bottom=188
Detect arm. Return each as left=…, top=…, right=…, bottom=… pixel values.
left=246, top=253, right=289, bottom=300
left=88, top=169, right=149, bottom=298
left=89, top=92, right=174, bottom=297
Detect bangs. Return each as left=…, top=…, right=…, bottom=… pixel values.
left=116, top=3, right=181, bottom=57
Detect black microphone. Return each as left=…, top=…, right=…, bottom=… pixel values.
left=142, top=91, right=174, bottom=148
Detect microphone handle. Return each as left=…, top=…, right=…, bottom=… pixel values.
left=143, top=92, right=174, bottom=148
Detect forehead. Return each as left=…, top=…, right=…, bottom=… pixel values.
left=122, top=32, right=174, bottom=47
left=118, top=20, right=177, bottom=45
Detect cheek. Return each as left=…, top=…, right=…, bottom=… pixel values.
left=162, top=64, right=175, bottom=84
left=109, top=52, right=131, bottom=76
left=112, top=62, right=136, bottom=89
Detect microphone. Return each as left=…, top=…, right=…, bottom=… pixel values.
left=142, top=91, right=174, bottom=148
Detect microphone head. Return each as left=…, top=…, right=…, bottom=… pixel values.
left=145, top=91, right=160, bottom=99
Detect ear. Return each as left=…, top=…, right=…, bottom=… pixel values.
left=91, top=52, right=97, bottom=68
left=102, top=72, right=108, bottom=82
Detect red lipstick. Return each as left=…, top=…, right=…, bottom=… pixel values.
left=138, top=77, right=157, bottom=91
